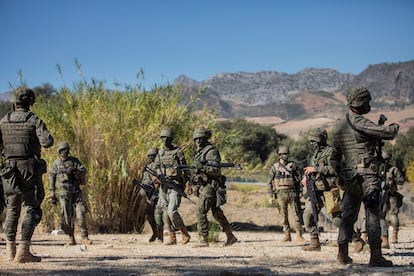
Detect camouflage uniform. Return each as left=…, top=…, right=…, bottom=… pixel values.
left=191, top=127, right=237, bottom=247
left=49, top=141, right=91, bottom=246
left=140, top=148, right=161, bottom=242
left=302, top=128, right=341, bottom=251
left=155, top=127, right=191, bottom=245
left=0, top=86, right=54, bottom=262
left=383, top=159, right=404, bottom=244
left=268, top=145, right=305, bottom=242
left=331, top=87, right=399, bottom=267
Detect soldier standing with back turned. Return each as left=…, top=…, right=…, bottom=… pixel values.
left=0, top=86, right=54, bottom=263
left=331, top=87, right=399, bottom=267
left=268, top=145, right=306, bottom=242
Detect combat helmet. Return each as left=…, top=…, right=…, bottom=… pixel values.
left=277, top=145, right=289, bottom=155
left=346, top=87, right=371, bottom=108
left=147, top=148, right=158, bottom=156
left=160, top=127, right=174, bottom=138
left=192, top=127, right=211, bottom=140
left=57, top=141, right=70, bottom=153
left=308, top=128, right=328, bottom=143
left=12, top=86, right=36, bottom=106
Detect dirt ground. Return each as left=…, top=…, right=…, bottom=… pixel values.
left=1, top=190, right=414, bottom=275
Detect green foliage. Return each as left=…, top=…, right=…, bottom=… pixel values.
left=406, top=160, right=414, bottom=184
left=392, top=126, right=414, bottom=172
left=230, top=183, right=262, bottom=193
left=215, top=119, right=283, bottom=169
left=33, top=80, right=213, bottom=233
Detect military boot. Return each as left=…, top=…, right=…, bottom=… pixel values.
left=180, top=227, right=191, bottom=245
left=223, top=231, right=238, bottom=247
left=15, top=241, right=41, bottom=263
left=81, top=237, right=93, bottom=245
left=282, top=230, right=291, bottom=242
left=391, top=230, right=398, bottom=244
left=301, top=234, right=321, bottom=251
left=6, top=241, right=16, bottom=261
left=369, top=243, right=393, bottom=267
left=192, top=235, right=209, bottom=248
left=165, top=232, right=177, bottom=245
left=295, top=231, right=307, bottom=243
left=381, top=235, right=390, bottom=249
left=337, top=243, right=353, bottom=265
left=66, top=234, right=76, bottom=246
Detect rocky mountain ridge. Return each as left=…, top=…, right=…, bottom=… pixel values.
left=174, top=60, right=414, bottom=119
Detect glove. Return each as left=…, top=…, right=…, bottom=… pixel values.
left=184, top=181, right=193, bottom=195
left=268, top=197, right=275, bottom=206
left=51, top=195, right=57, bottom=205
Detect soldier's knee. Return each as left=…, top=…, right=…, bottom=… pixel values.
left=27, top=206, right=42, bottom=225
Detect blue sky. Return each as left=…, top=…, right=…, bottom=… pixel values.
left=1, top=0, right=413, bottom=92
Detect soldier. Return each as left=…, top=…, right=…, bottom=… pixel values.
left=191, top=127, right=238, bottom=247
left=268, top=145, right=306, bottom=242
left=382, top=151, right=404, bottom=245
left=49, top=141, right=92, bottom=246
left=155, top=127, right=191, bottom=245
left=137, top=148, right=161, bottom=242
left=0, top=86, right=54, bottom=262
left=301, top=128, right=342, bottom=251
left=331, top=87, right=399, bottom=267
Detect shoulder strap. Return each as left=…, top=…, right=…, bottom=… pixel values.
left=7, top=111, right=34, bottom=123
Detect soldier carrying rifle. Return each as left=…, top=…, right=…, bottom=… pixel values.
left=187, top=127, right=238, bottom=247
left=268, top=145, right=306, bottom=243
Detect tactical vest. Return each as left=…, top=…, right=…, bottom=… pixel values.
left=0, top=111, right=37, bottom=158
left=271, top=162, right=295, bottom=190
left=312, top=146, right=336, bottom=190
left=56, top=158, right=76, bottom=184
left=333, top=114, right=378, bottom=174
left=157, top=147, right=181, bottom=177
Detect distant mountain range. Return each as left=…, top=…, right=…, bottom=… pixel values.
left=174, top=60, right=414, bottom=119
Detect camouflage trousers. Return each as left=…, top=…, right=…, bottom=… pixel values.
left=157, top=187, right=185, bottom=232
left=303, top=190, right=341, bottom=235
left=338, top=175, right=381, bottom=246
left=5, top=176, right=44, bottom=242
left=196, top=183, right=231, bottom=238
left=276, top=189, right=303, bottom=233
left=58, top=185, right=89, bottom=238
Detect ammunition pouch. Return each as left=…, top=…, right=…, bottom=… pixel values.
left=0, top=165, right=24, bottom=196
left=323, top=188, right=341, bottom=214
left=339, top=168, right=363, bottom=198
left=36, top=158, right=47, bottom=175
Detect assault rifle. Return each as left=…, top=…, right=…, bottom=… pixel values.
left=306, top=175, right=319, bottom=233
left=144, top=166, right=196, bottom=205
left=377, top=114, right=389, bottom=218
left=176, top=160, right=243, bottom=171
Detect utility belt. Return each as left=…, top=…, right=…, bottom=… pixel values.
left=4, top=157, right=47, bottom=175
left=356, top=161, right=381, bottom=175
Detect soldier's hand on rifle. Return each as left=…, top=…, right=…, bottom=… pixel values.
left=184, top=181, right=193, bottom=195
left=304, top=166, right=316, bottom=175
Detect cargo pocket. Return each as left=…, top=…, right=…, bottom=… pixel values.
left=0, top=165, right=24, bottom=196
